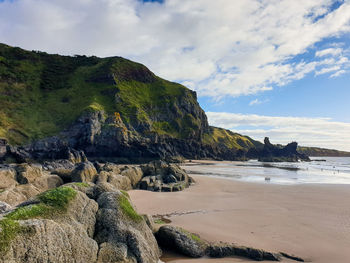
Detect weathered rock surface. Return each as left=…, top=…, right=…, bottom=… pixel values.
left=0, top=188, right=99, bottom=263
left=71, top=161, right=98, bottom=183
left=95, top=191, right=161, bottom=263
left=155, top=225, right=207, bottom=258
left=0, top=164, right=63, bottom=206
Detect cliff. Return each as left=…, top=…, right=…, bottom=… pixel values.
left=297, top=146, right=350, bottom=157
left=0, top=43, right=260, bottom=162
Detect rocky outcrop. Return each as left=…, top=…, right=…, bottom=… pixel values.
left=0, top=187, right=99, bottom=263
left=258, top=137, right=310, bottom=162
left=155, top=225, right=304, bottom=262
left=207, top=242, right=281, bottom=261
left=0, top=164, right=63, bottom=206
left=138, top=161, right=193, bottom=192
left=155, top=225, right=206, bottom=258
left=0, top=184, right=162, bottom=263
left=95, top=191, right=161, bottom=262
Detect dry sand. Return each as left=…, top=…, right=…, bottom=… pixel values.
left=129, top=172, right=350, bottom=263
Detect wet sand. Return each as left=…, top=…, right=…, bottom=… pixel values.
left=129, top=172, right=350, bottom=263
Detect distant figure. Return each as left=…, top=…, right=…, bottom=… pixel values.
left=265, top=177, right=271, bottom=182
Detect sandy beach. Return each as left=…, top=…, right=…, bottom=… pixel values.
left=129, top=169, right=350, bottom=263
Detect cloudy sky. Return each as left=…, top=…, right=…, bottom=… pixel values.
left=1, top=0, right=350, bottom=150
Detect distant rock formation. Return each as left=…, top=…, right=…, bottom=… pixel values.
left=258, top=137, right=310, bottom=162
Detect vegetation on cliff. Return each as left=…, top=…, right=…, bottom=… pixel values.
left=0, top=43, right=258, bottom=160
left=297, top=146, right=350, bottom=157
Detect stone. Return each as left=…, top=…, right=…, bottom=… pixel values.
left=71, top=162, right=97, bottom=183
left=0, top=201, right=12, bottom=213
left=15, top=163, right=43, bottom=184
left=207, top=243, right=281, bottom=261
left=155, top=225, right=207, bottom=258
left=0, top=166, right=17, bottom=189
left=0, top=189, right=99, bottom=263
left=95, top=191, right=161, bottom=263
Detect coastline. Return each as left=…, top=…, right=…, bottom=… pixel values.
left=129, top=172, right=350, bottom=263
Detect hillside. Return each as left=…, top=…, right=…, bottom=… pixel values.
left=297, top=146, right=350, bottom=157
left=0, top=43, right=258, bottom=162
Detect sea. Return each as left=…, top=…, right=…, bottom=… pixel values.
left=181, top=157, right=350, bottom=185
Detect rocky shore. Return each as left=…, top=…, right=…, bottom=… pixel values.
left=0, top=155, right=306, bottom=262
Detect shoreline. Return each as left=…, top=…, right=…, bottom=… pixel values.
left=129, top=172, right=350, bottom=263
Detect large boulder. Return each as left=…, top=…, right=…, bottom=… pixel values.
left=95, top=191, right=161, bottom=263
left=155, top=225, right=207, bottom=258
left=71, top=162, right=98, bottom=183
left=138, top=161, right=191, bottom=192
left=15, top=163, right=43, bottom=184
left=0, top=187, right=99, bottom=263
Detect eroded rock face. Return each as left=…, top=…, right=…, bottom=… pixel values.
left=95, top=191, right=161, bottom=263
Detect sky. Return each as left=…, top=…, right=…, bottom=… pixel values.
left=0, top=0, right=350, bottom=150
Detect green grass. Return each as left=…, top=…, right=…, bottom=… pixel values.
left=202, top=127, right=256, bottom=150
left=0, top=43, right=261, bottom=154
left=0, top=186, right=77, bottom=256
left=0, top=218, right=26, bottom=256
left=0, top=43, right=203, bottom=144
left=117, top=194, right=143, bottom=223
left=73, top=182, right=90, bottom=188
left=154, top=219, right=166, bottom=224
left=120, top=190, right=130, bottom=198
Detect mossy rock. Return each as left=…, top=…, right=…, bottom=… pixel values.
left=0, top=186, right=77, bottom=255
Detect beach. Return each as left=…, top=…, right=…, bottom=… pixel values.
left=129, top=163, right=350, bottom=263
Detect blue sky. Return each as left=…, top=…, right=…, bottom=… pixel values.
left=0, top=0, right=350, bottom=150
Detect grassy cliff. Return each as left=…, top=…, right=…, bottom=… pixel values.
left=297, top=146, right=350, bottom=157
left=0, top=43, right=256, bottom=158
left=0, top=43, right=206, bottom=144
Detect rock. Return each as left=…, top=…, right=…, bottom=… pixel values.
left=163, top=174, right=177, bottom=184
left=0, top=166, right=17, bottom=189
left=97, top=242, right=131, bottom=263
left=161, top=185, right=172, bottom=192
left=0, top=184, right=41, bottom=206
left=207, top=243, right=281, bottom=261
left=155, top=225, right=207, bottom=258
left=0, top=139, right=7, bottom=160
left=0, top=164, right=63, bottom=206
left=15, top=163, right=43, bottom=184
left=258, top=137, right=310, bottom=162
left=0, top=201, right=12, bottom=213
left=120, top=166, right=143, bottom=187
left=31, top=174, right=63, bottom=191
left=72, top=161, right=98, bottom=183
left=95, top=191, right=161, bottom=263
left=138, top=162, right=190, bottom=192
left=0, top=187, right=99, bottom=263
left=143, top=214, right=157, bottom=233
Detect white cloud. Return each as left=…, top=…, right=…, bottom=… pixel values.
left=316, top=47, right=343, bottom=57
left=0, top=0, right=350, bottom=97
left=249, top=98, right=268, bottom=106
left=206, top=112, right=350, bottom=151
left=330, top=69, right=347, bottom=77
